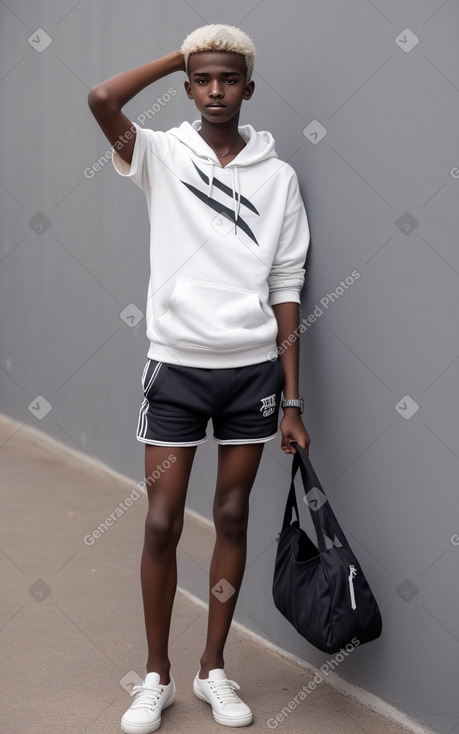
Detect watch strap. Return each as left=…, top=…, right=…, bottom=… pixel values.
left=282, top=397, right=304, bottom=413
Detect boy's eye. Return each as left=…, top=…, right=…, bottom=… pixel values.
left=194, top=78, right=237, bottom=85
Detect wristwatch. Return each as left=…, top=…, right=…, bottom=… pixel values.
left=281, top=396, right=304, bottom=414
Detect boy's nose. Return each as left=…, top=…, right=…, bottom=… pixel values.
left=209, top=82, right=223, bottom=97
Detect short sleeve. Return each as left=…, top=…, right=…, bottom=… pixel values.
left=111, top=122, right=165, bottom=197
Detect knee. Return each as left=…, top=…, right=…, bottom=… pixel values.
left=214, top=494, right=249, bottom=545
left=144, top=509, right=183, bottom=556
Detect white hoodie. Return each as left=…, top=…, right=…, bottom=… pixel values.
left=112, top=120, right=310, bottom=368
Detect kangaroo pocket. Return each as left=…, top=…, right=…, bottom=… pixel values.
left=156, top=278, right=276, bottom=352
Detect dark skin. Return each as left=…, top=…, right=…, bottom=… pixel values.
left=184, top=51, right=254, bottom=165
left=88, top=49, right=310, bottom=684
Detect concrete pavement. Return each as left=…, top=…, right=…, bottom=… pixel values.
left=0, top=413, right=414, bottom=734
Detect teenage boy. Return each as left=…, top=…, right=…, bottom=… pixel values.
left=88, top=24, right=310, bottom=733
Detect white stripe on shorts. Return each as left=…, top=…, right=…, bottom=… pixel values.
left=137, top=361, right=163, bottom=439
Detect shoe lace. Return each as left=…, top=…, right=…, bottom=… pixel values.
left=210, top=678, right=241, bottom=707
left=129, top=681, right=163, bottom=710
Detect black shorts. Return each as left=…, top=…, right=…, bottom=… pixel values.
left=136, top=359, right=285, bottom=446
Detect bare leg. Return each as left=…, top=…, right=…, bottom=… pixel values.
left=140, top=444, right=197, bottom=684
left=199, top=443, right=264, bottom=678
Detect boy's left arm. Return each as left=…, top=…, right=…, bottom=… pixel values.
left=273, top=302, right=310, bottom=454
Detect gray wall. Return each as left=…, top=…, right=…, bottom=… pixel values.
left=1, top=1, right=458, bottom=732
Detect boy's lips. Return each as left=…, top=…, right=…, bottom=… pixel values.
left=207, top=103, right=225, bottom=107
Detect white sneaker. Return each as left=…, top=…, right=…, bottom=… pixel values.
left=121, top=672, right=176, bottom=734
left=193, top=668, right=253, bottom=727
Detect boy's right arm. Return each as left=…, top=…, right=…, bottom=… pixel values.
left=87, top=51, right=185, bottom=165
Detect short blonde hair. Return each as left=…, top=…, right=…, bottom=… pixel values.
left=181, top=24, right=256, bottom=82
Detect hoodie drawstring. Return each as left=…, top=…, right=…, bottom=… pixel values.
left=231, top=166, right=241, bottom=234
left=205, top=160, right=241, bottom=235
left=207, top=162, right=214, bottom=198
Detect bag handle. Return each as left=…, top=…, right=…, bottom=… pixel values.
left=288, top=442, right=350, bottom=553
left=279, top=445, right=315, bottom=532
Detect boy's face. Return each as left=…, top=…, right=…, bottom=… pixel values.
left=184, top=51, right=254, bottom=124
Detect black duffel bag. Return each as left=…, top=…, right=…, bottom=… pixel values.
left=273, top=442, right=382, bottom=653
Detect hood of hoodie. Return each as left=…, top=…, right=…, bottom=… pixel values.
left=168, top=120, right=278, bottom=166
left=168, top=121, right=278, bottom=232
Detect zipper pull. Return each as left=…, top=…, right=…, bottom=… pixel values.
left=348, top=565, right=357, bottom=610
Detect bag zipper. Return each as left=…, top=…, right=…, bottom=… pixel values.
left=348, top=565, right=357, bottom=610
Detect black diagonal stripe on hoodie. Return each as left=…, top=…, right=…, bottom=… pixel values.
left=192, top=162, right=260, bottom=215
left=181, top=182, right=259, bottom=246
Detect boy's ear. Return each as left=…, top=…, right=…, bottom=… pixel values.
left=184, top=79, right=193, bottom=99
left=243, top=80, right=255, bottom=101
